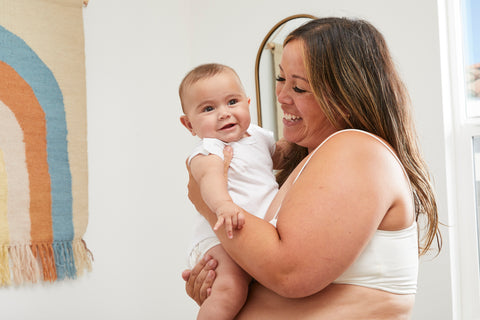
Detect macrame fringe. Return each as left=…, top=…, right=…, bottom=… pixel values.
left=73, top=239, right=93, bottom=276
left=0, top=245, right=11, bottom=286
left=0, top=240, right=92, bottom=286
left=31, top=243, right=57, bottom=282
left=9, top=244, right=41, bottom=285
left=53, top=241, right=76, bottom=280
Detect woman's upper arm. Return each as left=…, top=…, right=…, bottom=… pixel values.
left=270, top=132, right=395, bottom=297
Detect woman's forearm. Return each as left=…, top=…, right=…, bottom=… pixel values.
left=202, top=206, right=305, bottom=297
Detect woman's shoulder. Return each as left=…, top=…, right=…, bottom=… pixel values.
left=302, top=129, right=401, bottom=183
left=311, top=129, right=393, bottom=162
left=324, top=129, right=390, bottom=148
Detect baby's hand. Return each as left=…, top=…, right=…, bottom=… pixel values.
left=213, top=201, right=245, bottom=239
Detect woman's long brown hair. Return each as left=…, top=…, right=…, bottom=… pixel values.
left=281, top=17, right=441, bottom=256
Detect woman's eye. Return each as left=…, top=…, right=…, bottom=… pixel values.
left=203, top=106, right=214, bottom=112
left=293, top=86, right=307, bottom=93
left=228, top=99, right=238, bottom=106
left=275, top=76, right=286, bottom=82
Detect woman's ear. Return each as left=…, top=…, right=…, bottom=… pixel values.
left=180, top=115, right=196, bottom=136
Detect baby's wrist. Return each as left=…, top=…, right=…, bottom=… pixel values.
left=214, top=200, right=236, bottom=216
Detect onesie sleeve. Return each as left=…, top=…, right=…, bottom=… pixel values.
left=187, top=138, right=226, bottom=165
left=249, top=124, right=276, bottom=156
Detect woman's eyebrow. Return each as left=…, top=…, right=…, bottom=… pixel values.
left=293, top=75, right=309, bottom=83
left=278, top=65, right=308, bottom=82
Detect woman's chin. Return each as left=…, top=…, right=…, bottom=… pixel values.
left=282, top=132, right=301, bottom=145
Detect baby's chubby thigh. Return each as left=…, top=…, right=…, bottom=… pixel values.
left=198, top=245, right=252, bottom=319
left=205, top=244, right=252, bottom=294
left=188, top=237, right=221, bottom=269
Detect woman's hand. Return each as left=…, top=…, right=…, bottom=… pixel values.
left=182, top=255, right=218, bottom=306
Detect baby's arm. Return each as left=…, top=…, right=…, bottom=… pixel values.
left=189, top=154, right=245, bottom=239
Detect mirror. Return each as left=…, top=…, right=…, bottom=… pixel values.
left=255, top=14, right=315, bottom=139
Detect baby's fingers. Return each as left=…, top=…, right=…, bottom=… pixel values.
left=237, top=212, right=245, bottom=230
left=225, top=217, right=233, bottom=239
left=213, top=216, right=225, bottom=231
left=231, top=213, right=238, bottom=230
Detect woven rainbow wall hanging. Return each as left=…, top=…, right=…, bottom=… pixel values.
left=0, top=0, right=92, bottom=286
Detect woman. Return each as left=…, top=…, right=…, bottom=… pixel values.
left=183, top=17, right=441, bottom=319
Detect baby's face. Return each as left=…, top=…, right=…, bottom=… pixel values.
left=181, top=70, right=251, bottom=143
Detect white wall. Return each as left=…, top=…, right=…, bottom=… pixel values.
left=0, top=0, right=452, bottom=319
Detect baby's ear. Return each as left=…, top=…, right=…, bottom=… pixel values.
left=180, top=115, right=196, bottom=136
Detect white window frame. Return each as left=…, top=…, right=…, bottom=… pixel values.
left=438, top=0, right=480, bottom=318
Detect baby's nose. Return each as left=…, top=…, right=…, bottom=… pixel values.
left=218, top=106, right=231, bottom=119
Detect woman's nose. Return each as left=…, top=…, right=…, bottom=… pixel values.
left=276, top=83, right=292, bottom=105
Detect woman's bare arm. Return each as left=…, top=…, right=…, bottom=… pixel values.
left=188, top=132, right=401, bottom=298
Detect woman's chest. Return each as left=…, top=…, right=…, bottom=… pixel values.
left=263, top=159, right=307, bottom=222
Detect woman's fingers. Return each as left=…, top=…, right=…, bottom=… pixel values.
left=185, top=256, right=208, bottom=303
left=183, top=255, right=218, bottom=305
left=200, top=269, right=216, bottom=302
left=182, top=269, right=191, bottom=282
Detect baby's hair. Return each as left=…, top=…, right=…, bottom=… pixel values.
left=179, top=63, right=240, bottom=112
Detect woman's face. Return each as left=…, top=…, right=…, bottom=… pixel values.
left=276, top=39, right=337, bottom=152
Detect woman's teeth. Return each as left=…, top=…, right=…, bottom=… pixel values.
left=284, top=113, right=302, bottom=121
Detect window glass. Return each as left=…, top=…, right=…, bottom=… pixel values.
left=463, top=0, right=480, bottom=117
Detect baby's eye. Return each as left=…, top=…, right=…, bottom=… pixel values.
left=228, top=99, right=238, bottom=106
left=275, top=76, right=286, bottom=82
left=293, top=86, right=307, bottom=93
left=203, top=106, right=214, bottom=112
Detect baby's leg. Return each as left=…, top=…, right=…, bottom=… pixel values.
left=197, top=244, right=251, bottom=320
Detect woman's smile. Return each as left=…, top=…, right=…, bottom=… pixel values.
left=283, top=112, right=302, bottom=124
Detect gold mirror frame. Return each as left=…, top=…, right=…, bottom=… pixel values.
left=254, top=14, right=316, bottom=127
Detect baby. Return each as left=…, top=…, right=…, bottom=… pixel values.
left=179, top=63, right=282, bottom=319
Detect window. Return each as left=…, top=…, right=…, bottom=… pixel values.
left=462, top=0, right=480, bottom=264
left=463, top=0, right=480, bottom=118
left=440, top=0, right=480, bottom=318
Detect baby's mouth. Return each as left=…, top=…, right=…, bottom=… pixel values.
left=283, top=112, right=302, bottom=121
left=220, top=123, right=236, bottom=130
